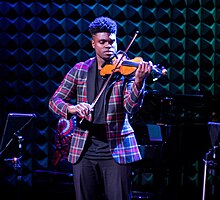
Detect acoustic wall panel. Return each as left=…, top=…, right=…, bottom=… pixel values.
left=0, top=1, right=220, bottom=198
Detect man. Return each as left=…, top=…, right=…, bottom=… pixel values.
left=49, top=16, right=152, bottom=200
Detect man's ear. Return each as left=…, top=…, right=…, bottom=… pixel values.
left=91, top=40, right=95, bottom=48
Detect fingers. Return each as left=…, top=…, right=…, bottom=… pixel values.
left=137, top=60, right=152, bottom=74
left=147, top=61, right=152, bottom=73
left=75, top=103, right=92, bottom=118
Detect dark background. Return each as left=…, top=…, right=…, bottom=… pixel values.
left=0, top=1, right=220, bottom=200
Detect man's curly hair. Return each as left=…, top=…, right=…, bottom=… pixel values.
left=89, top=16, right=117, bottom=35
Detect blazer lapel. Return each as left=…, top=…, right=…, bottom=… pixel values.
left=87, top=59, right=97, bottom=104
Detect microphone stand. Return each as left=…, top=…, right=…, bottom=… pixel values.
left=1, top=132, right=24, bottom=200
left=0, top=115, right=35, bottom=200
left=202, top=146, right=218, bottom=200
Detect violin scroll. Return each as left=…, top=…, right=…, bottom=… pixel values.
left=151, top=64, right=167, bottom=81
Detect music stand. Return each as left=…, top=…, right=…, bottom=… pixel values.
left=0, top=112, right=35, bottom=199
left=202, top=122, right=220, bottom=200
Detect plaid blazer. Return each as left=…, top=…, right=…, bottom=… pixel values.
left=49, top=57, right=145, bottom=164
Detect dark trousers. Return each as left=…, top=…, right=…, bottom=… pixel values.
left=72, top=157, right=132, bottom=200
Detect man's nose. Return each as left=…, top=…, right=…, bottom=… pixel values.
left=106, top=43, right=112, bottom=47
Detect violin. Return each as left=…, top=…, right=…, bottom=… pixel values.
left=100, top=54, right=167, bottom=81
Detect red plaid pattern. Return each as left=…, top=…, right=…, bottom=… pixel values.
left=49, top=57, right=145, bottom=164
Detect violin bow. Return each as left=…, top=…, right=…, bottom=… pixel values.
left=79, top=31, right=139, bottom=124
left=91, top=31, right=139, bottom=109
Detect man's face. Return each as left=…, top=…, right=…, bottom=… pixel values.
left=91, top=32, right=117, bottom=62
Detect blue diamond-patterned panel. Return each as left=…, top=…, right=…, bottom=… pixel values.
left=0, top=0, right=220, bottom=195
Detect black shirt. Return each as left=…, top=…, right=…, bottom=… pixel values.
left=84, top=60, right=112, bottom=160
